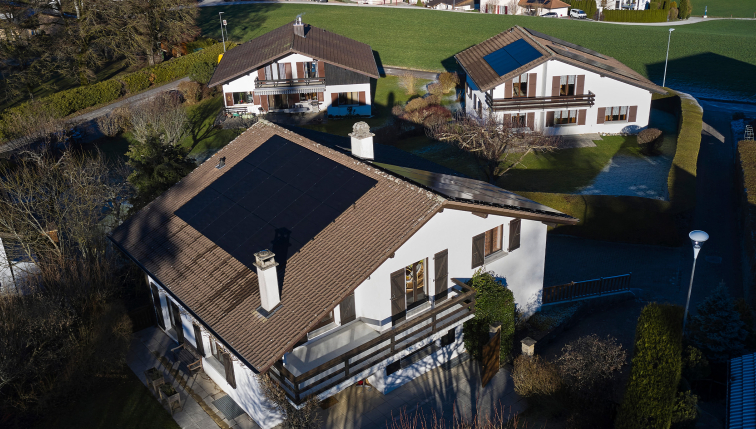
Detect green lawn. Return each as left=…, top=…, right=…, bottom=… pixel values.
left=198, top=6, right=756, bottom=100
left=692, top=0, right=756, bottom=17
left=179, top=95, right=244, bottom=158
left=33, top=366, right=181, bottom=429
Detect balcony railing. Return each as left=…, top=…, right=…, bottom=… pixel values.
left=542, top=273, right=632, bottom=304
left=485, top=92, right=595, bottom=111
left=269, top=281, right=476, bottom=405
left=254, top=76, right=325, bottom=88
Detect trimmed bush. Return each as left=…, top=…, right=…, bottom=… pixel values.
left=678, top=0, right=691, bottom=18
left=46, top=79, right=124, bottom=117
left=615, top=303, right=684, bottom=429
left=121, top=72, right=151, bottom=93
left=738, top=141, right=756, bottom=301
left=405, top=97, right=428, bottom=112
left=668, top=91, right=703, bottom=213
left=569, top=0, right=597, bottom=19
left=604, top=9, right=668, bottom=22
left=512, top=355, right=563, bottom=398
left=463, top=270, right=515, bottom=363
left=638, top=127, right=663, bottom=153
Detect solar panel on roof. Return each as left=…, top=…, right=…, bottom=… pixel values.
left=524, top=28, right=609, bottom=60
left=483, top=39, right=543, bottom=77
left=548, top=45, right=643, bottom=83
left=174, top=135, right=377, bottom=270
left=373, top=163, right=568, bottom=217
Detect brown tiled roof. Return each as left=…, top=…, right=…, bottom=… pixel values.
left=207, top=22, right=380, bottom=88
left=518, top=0, right=570, bottom=9
left=455, top=26, right=666, bottom=94
left=110, top=121, right=575, bottom=373
left=427, top=0, right=474, bottom=8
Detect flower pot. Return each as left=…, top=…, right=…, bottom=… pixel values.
left=144, top=368, right=164, bottom=395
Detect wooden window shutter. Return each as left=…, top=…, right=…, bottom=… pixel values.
left=504, top=80, right=513, bottom=98
left=222, top=352, right=236, bottom=388
left=508, top=219, right=521, bottom=252
left=339, top=293, right=356, bottom=324
left=546, top=111, right=555, bottom=127
left=484, top=229, right=493, bottom=256
left=527, top=112, right=535, bottom=129
left=257, top=68, right=265, bottom=80
left=331, top=93, right=338, bottom=107
left=284, top=63, right=292, bottom=80
left=502, top=113, right=511, bottom=124
left=193, top=324, right=205, bottom=356
left=628, top=106, right=638, bottom=122
left=471, top=233, right=485, bottom=268
left=289, top=93, right=300, bottom=104
left=170, top=302, right=184, bottom=344
left=527, top=73, right=537, bottom=97
left=596, top=107, right=605, bottom=124
left=358, top=91, right=366, bottom=106
left=150, top=284, right=166, bottom=330
left=225, top=93, right=233, bottom=107
left=434, top=249, right=448, bottom=299
left=260, top=95, right=268, bottom=111
left=390, top=269, right=406, bottom=325
left=578, top=109, right=587, bottom=126
left=317, top=61, right=325, bottom=78
left=576, top=75, right=585, bottom=95
left=296, top=62, right=304, bottom=79
left=253, top=92, right=261, bottom=105
left=551, top=76, right=561, bottom=97
left=317, top=92, right=324, bottom=102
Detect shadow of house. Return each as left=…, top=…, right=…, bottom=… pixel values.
left=196, top=4, right=283, bottom=42
left=645, top=53, right=756, bottom=102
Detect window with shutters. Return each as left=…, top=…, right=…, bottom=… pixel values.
left=604, top=106, right=629, bottom=122
left=554, top=109, right=578, bottom=125
left=510, top=113, right=526, bottom=128
left=207, top=340, right=228, bottom=378
left=300, top=92, right=318, bottom=101
left=405, top=260, right=427, bottom=310
left=303, top=61, right=318, bottom=78
left=337, top=92, right=360, bottom=106
left=232, top=92, right=254, bottom=104
left=559, top=75, right=576, bottom=96
left=512, top=73, right=528, bottom=98
left=484, top=225, right=503, bottom=257
left=508, top=218, right=521, bottom=252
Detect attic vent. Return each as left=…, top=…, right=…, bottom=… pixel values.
left=216, top=157, right=226, bottom=169
left=294, top=16, right=305, bottom=38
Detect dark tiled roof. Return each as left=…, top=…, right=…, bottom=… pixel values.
left=518, top=0, right=570, bottom=8
left=110, top=121, right=575, bottom=373
left=455, top=26, right=666, bottom=94
left=208, top=22, right=380, bottom=88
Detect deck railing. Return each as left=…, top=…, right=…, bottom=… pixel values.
left=269, top=281, right=476, bottom=405
left=254, top=76, right=325, bottom=88
left=485, top=92, right=595, bottom=111
left=542, top=273, right=632, bottom=304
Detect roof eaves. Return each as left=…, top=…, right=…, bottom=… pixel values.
left=554, top=56, right=667, bottom=94
left=443, top=201, right=578, bottom=225
left=291, top=48, right=381, bottom=80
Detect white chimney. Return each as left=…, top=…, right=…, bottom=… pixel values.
left=294, top=16, right=305, bottom=38
left=349, top=122, right=375, bottom=160
left=254, top=250, right=280, bottom=312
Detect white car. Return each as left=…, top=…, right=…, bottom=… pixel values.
left=540, top=12, right=559, bottom=17
left=570, top=8, right=587, bottom=18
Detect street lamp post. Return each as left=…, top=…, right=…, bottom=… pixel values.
left=662, top=28, right=674, bottom=88
left=683, top=230, right=709, bottom=332
left=219, top=12, right=226, bottom=52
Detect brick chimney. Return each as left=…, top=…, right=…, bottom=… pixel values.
left=294, top=16, right=305, bottom=38
left=349, top=122, right=374, bottom=160
left=254, top=250, right=280, bottom=312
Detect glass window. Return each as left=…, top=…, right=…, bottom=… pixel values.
left=484, top=225, right=503, bottom=257
left=338, top=92, right=359, bottom=106
left=510, top=113, right=526, bottom=128
left=300, top=92, right=318, bottom=101
left=304, top=61, right=318, bottom=78
left=560, top=75, right=576, bottom=96
left=605, top=106, right=628, bottom=122
left=405, top=260, right=426, bottom=309
left=232, top=92, right=253, bottom=104
left=512, top=73, right=528, bottom=98
left=555, top=109, right=578, bottom=125
left=267, top=94, right=291, bottom=110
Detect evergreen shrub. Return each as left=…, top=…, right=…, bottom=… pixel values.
left=569, top=0, right=597, bottom=18
left=604, top=9, right=668, bottom=22
left=121, top=72, right=151, bottom=93
left=615, top=303, right=684, bottom=429
left=464, top=270, right=515, bottom=363
left=688, top=285, right=748, bottom=362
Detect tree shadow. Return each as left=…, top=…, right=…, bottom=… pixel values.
left=196, top=3, right=283, bottom=42
left=186, top=99, right=223, bottom=151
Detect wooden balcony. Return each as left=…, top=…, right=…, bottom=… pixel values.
left=254, top=76, right=325, bottom=88
left=269, top=281, right=476, bottom=405
left=485, top=92, right=595, bottom=111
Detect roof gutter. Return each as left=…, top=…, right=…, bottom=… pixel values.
left=107, top=235, right=261, bottom=374
left=442, top=201, right=578, bottom=225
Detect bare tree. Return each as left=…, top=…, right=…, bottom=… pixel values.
left=400, top=71, right=419, bottom=96
left=427, top=113, right=560, bottom=183
left=123, top=0, right=199, bottom=66
left=128, top=92, right=188, bottom=146
left=258, top=373, right=322, bottom=429
left=556, top=334, right=626, bottom=395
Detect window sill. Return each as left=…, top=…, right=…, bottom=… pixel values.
left=484, top=250, right=509, bottom=265
left=554, top=123, right=579, bottom=127
left=604, top=120, right=628, bottom=124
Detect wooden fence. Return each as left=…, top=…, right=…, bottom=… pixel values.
left=542, top=273, right=632, bottom=304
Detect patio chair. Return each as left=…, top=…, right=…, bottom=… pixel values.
left=171, top=342, right=202, bottom=375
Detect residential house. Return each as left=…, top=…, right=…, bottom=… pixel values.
left=109, top=121, right=576, bottom=428
left=517, top=0, right=570, bottom=15
left=480, top=0, right=523, bottom=15
left=208, top=18, right=380, bottom=117
left=427, top=0, right=477, bottom=11
left=456, top=26, right=666, bottom=136
left=0, top=235, right=36, bottom=293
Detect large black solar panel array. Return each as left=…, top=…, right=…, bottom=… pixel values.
left=524, top=28, right=609, bottom=60
left=374, top=163, right=569, bottom=218
left=174, top=135, right=377, bottom=269
left=548, top=45, right=643, bottom=83
left=483, top=39, right=543, bottom=77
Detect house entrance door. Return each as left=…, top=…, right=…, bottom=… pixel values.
left=150, top=283, right=166, bottom=330
left=169, top=301, right=184, bottom=345
left=390, top=269, right=406, bottom=326
left=481, top=328, right=501, bottom=387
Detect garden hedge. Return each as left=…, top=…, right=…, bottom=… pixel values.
left=737, top=140, right=756, bottom=302
left=464, top=271, right=515, bottom=363
left=667, top=90, right=703, bottom=213
left=616, top=303, right=684, bottom=429
left=604, top=9, right=668, bottom=22
left=569, top=0, right=597, bottom=18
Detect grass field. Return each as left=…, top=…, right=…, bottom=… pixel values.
left=198, top=6, right=756, bottom=100
left=692, top=0, right=756, bottom=18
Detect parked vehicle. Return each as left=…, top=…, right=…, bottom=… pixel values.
left=540, top=11, right=559, bottom=17
left=570, top=8, right=587, bottom=18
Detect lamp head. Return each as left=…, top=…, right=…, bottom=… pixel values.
left=689, top=230, right=709, bottom=254
left=669, top=28, right=675, bottom=32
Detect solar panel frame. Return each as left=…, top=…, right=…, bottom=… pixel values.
left=483, top=39, right=543, bottom=78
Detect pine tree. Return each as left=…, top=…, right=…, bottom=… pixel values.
left=688, top=285, right=748, bottom=362
left=678, top=0, right=691, bottom=19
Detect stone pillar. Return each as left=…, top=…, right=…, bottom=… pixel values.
left=521, top=337, right=536, bottom=356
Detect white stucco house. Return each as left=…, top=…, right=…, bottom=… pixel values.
left=109, top=119, right=576, bottom=428
left=456, top=26, right=667, bottom=136
left=208, top=18, right=379, bottom=118
left=0, top=236, right=36, bottom=293
left=427, top=0, right=476, bottom=10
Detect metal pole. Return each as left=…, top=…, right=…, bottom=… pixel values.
left=662, top=29, right=673, bottom=87
left=219, top=12, right=226, bottom=52
left=682, top=247, right=700, bottom=332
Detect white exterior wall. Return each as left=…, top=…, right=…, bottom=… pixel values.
left=466, top=59, right=653, bottom=136
left=0, top=237, right=37, bottom=294
left=325, top=83, right=372, bottom=117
